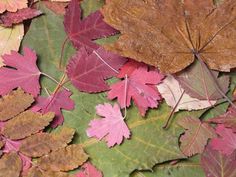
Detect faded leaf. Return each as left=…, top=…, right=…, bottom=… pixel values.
left=0, top=152, right=22, bottom=177
left=38, top=144, right=88, bottom=172
left=178, top=117, right=216, bottom=156
left=0, top=0, right=27, bottom=13
left=26, top=167, right=74, bottom=177
left=2, top=111, right=54, bottom=140
left=102, top=0, right=236, bottom=73
left=20, top=127, right=75, bottom=157
left=0, top=88, right=34, bottom=121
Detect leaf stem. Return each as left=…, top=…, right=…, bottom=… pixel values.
left=123, top=74, right=128, bottom=119
left=59, top=36, right=69, bottom=70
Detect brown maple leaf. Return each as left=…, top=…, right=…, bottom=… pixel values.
left=102, top=0, right=236, bottom=73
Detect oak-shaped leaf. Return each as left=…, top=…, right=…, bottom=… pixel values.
left=210, top=125, right=236, bottom=155
left=20, top=127, right=75, bottom=157
left=32, top=89, right=75, bottom=128
left=0, top=88, right=34, bottom=121
left=64, top=0, right=117, bottom=52
left=108, top=66, right=164, bottom=116
left=157, top=75, right=216, bottom=112
left=178, top=117, right=216, bottom=156
left=76, top=162, right=103, bottom=177
left=102, top=0, right=236, bottom=73
left=0, top=0, right=27, bottom=13
left=66, top=47, right=127, bottom=93
left=0, top=47, right=41, bottom=97
left=201, top=144, right=236, bottom=177
left=87, top=103, right=130, bottom=147
left=176, top=60, right=229, bottom=100
left=0, top=8, right=42, bottom=27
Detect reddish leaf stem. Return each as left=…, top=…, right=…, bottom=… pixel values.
left=59, top=36, right=70, bottom=70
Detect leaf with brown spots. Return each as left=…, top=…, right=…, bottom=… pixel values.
left=0, top=88, right=34, bottom=121
left=2, top=111, right=54, bottom=140
left=20, top=127, right=75, bottom=157
left=102, top=0, right=236, bottom=73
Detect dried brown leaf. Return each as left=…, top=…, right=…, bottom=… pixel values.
left=20, top=127, right=75, bottom=157
left=0, top=141, right=4, bottom=149
left=26, top=167, right=74, bottom=177
left=38, top=144, right=88, bottom=172
left=2, top=111, right=54, bottom=140
left=0, top=152, right=22, bottom=177
left=102, top=0, right=236, bottom=73
left=0, top=88, right=34, bottom=121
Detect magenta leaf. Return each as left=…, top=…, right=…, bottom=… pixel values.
left=108, top=66, right=164, bottom=116
left=32, top=89, right=75, bottom=128
left=66, top=47, right=127, bottom=93
left=76, top=162, right=103, bottom=177
left=0, top=47, right=41, bottom=97
left=86, top=103, right=130, bottom=147
left=64, top=0, right=117, bottom=52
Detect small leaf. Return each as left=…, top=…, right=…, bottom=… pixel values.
left=76, top=162, right=103, bottom=177
left=2, top=111, right=54, bottom=140
left=0, top=0, right=27, bottom=13
left=0, top=88, right=34, bottom=121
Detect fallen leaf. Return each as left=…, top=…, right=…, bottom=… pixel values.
left=64, top=0, right=117, bottom=52
left=157, top=75, right=216, bottom=112
left=0, top=8, right=42, bottom=27
left=87, top=103, right=130, bottom=147
left=0, top=47, right=41, bottom=97
left=27, top=167, right=74, bottom=177
left=0, top=0, right=27, bottom=13
left=108, top=66, right=164, bottom=116
left=43, top=1, right=68, bottom=15
left=0, top=24, right=24, bottom=66
left=76, top=162, right=103, bottom=177
left=66, top=47, right=127, bottom=93
left=178, top=117, right=216, bottom=156
left=102, top=0, right=236, bottom=73
left=201, top=144, right=236, bottom=177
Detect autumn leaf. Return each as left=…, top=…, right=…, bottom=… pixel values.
left=64, top=0, right=117, bottom=52
left=108, top=66, right=164, bottom=116
left=0, top=0, right=27, bottom=13
left=87, top=103, right=130, bottom=147
left=66, top=47, right=127, bottom=93
left=76, top=162, right=103, bottom=177
left=102, top=0, right=236, bottom=73
left=178, top=117, right=216, bottom=156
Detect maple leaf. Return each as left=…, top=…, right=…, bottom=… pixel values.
left=0, top=0, right=27, bottom=13
left=210, top=125, right=236, bottom=155
left=0, top=8, right=42, bottom=27
left=201, top=144, right=236, bottom=177
left=108, top=66, right=164, bottom=116
left=178, top=117, right=216, bottom=156
left=0, top=47, right=41, bottom=97
left=66, top=47, right=127, bottom=93
left=32, top=89, right=75, bottom=128
left=102, top=0, right=236, bottom=73
left=157, top=75, right=216, bottom=112
left=86, top=103, right=130, bottom=147
left=76, top=162, right=103, bottom=177
left=64, top=0, right=117, bottom=52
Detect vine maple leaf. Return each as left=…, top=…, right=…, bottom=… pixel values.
left=86, top=103, right=130, bottom=147
left=108, top=66, right=164, bottom=116
left=66, top=47, right=127, bottom=93
left=76, top=162, right=103, bottom=177
left=0, top=47, right=41, bottom=97
left=0, top=0, right=27, bottom=13
left=64, top=0, right=117, bottom=52
left=102, top=0, right=236, bottom=73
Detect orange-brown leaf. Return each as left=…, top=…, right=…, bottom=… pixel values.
left=0, top=88, right=34, bottom=121
left=20, top=127, right=75, bottom=157
left=2, top=111, right=54, bottom=140
left=0, top=152, right=22, bottom=177
left=102, top=0, right=236, bottom=73
left=38, top=144, right=88, bottom=172
left=26, top=167, right=74, bottom=177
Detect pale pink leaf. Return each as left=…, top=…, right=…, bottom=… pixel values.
left=76, top=162, right=103, bottom=177
left=0, top=0, right=28, bottom=13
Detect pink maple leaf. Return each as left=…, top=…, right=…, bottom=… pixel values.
left=210, top=124, right=236, bottom=155
left=32, top=89, right=75, bottom=128
left=108, top=66, right=164, bottom=116
left=0, top=8, right=42, bottom=27
left=86, top=103, right=130, bottom=147
left=0, top=47, right=41, bottom=97
left=66, top=47, right=127, bottom=93
left=64, top=0, right=117, bottom=52
left=76, top=162, right=103, bottom=177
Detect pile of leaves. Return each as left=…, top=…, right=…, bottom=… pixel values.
left=0, top=0, right=236, bottom=176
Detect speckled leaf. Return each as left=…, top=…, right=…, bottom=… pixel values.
left=26, top=167, right=74, bottom=177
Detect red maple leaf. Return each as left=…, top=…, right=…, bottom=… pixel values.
left=66, top=47, right=127, bottom=93
left=0, top=47, right=41, bottom=97
left=108, top=66, right=164, bottom=116
left=64, top=0, right=117, bottom=52
left=32, top=89, right=75, bottom=128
